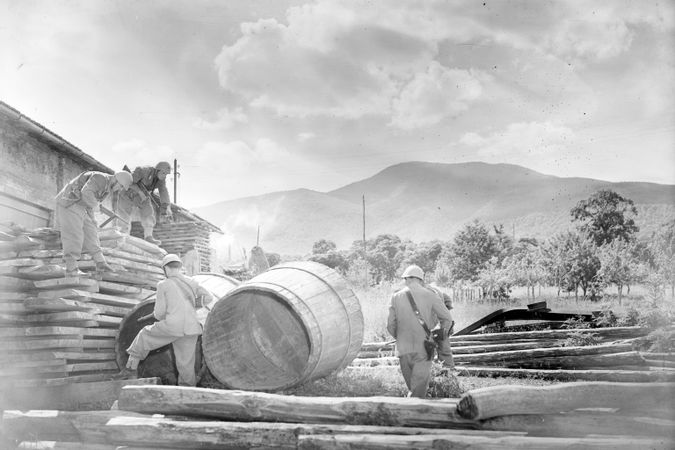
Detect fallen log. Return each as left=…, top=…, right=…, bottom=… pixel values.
left=506, top=351, right=646, bottom=369
left=456, top=382, right=675, bottom=420
left=297, top=433, right=672, bottom=449
left=645, top=359, right=675, bottom=368
left=451, top=341, right=557, bottom=354
left=449, top=326, right=649, bottom=343
left=647, top=353, right=675, bottom=362
left=452, top=343, right=633, bottom=365
left=117, top=385, right=474, bottom=428
left=1, top=410, right=522, bottom=449
left=454, top=366, right=675, bottom=382
left=482, top=409, right=675, bottom=438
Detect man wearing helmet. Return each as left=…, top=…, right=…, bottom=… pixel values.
left=114, top=254, right=214, bottom=385
left=55, top=171, right=133, bottom=277
left=114, top=161, right=173, bottom=245
left=387, top=264, right=453, bottom=398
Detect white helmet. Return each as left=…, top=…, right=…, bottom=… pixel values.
left=114, top=171, right=133, bottom=189
left=161, top=254, right=182, bottom=268
left=401, top=265, right=424, bottom=280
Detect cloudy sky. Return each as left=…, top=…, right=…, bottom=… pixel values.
left=1, top=0, right=673, bottom=209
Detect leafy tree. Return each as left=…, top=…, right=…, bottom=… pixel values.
left=541, top=233, right=575, bottom=298
left=597, top=239, right=641, bottom=305
left=364, top=234, right=405, bottom=283
left=567, top=233, right=602, bottom=300
left=651, top=220, right=675, bottom=296
left=504, top=239, right=546, bottom=300
left=308, top=239, right=348, bottom=273
left=312, top=239, right=337, bottom=255
left=476, top=257, right=512, bottom=300
left=442, top=220, right=511, bottom=283
left=400, top=240, right=443, bottom=277
left=571, top=189, right=639, bottom=246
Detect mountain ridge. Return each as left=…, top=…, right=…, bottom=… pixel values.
left=194, top=162, right=675, bottom=256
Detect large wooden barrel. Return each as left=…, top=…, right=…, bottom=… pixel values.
left=202, top=261, right=364, bottom=391
left=115, top=273, right=239, bottom=384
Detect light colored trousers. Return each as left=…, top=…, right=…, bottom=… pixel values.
left=127, top=323, right=200, bottom=386
left=398, top=352, right=432, bottom=398
left=55, top=203, right=104, bottom=269
left=115, top=190, right=156, bottom=236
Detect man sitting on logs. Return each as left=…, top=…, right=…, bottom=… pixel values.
left=114, top=254, right=214, bottom=385
left=114, top=161, right=173, bottom=245
left=387, top=265, right=454, bottom=398
left=55, top=170, right=133, bottom=277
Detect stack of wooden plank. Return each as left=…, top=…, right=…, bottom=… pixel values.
left=352, top=326, right=675, bottom=382
left=2, top=382, right=672, bottom=448
left=0, top=226, right=165, bottom=391
left=131, top=220, right=212, bottom=272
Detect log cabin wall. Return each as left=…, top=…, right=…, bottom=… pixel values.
left=0, top=102, right=113, bottom=228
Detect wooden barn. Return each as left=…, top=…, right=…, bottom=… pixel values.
left=0, top=101, right=221, bottom=270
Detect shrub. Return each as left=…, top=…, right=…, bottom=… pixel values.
left=562, top=331, right=600, bottom=347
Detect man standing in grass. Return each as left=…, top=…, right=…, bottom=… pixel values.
left=387, top=265, right=454, bottom=398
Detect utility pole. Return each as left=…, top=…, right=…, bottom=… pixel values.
left=173, top=159, right=179, bottom=204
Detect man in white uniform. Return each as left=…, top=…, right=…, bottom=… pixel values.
left=114, top=254, right=214, bottom=385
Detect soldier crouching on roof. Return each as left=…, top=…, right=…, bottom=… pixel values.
left=114, top=161, right=173, bottom=245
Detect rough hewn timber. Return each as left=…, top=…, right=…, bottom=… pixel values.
left=456, top=382, right=675, bottom=420
left=117, top=385, right=474, bottom=428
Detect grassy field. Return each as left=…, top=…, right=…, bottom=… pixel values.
left=285, top=281, right=674, bottom=399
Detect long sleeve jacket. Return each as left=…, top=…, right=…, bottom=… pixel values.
left=131, top=166, right=170, bottom=206
left=153, top=274, right=213, bottom=336
left=387, top=284, right=453, bottom=356
left=55, top=171, right=114, bottom=210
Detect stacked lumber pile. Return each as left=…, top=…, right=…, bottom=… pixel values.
left=0, top=225, right=165, bottom=392
left=131, top=220, right=212, bottom=272
left=2, top=382, right=672, bottom=448
left=352, top=326, right=675, bottom=382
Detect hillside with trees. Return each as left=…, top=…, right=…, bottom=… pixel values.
left=195, top=162, right=675, bottom=256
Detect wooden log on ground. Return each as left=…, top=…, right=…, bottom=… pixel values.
left=456, top=382, right=675, bottom=420
left=452, top=343, right=633, bottom=365
left=449, top=326, right=649, bottom=342
left=506, top=351, right=646, bottom=369
left=1, top=410, right=524, bottom=448
left=454, top=366, right=675, bottom=382
left=117, top=385, right=475, bottom=428
left=451, top=341, right=561, bottom=354
left=645, top=352, right=675, bottom=362
left=360, top=341, right=396, bottom=352
left=482, top=409, right=675, bottom=438
left=297, top=433, right=672, bottom=449
left=645, top=359, right=675, bottom=368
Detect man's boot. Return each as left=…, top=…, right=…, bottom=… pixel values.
left=145, top=235, right=161, bottom=245
left=96, top=261, right=115, bottom=273
left=64, top=256, right=86, bottom=278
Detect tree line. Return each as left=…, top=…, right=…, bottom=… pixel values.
left=305, top=190, right=675, bottom=303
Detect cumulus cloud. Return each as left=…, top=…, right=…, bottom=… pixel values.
left=109, top=139, right=177, bottom=171
left=193, top=107, right=248, bottom=130
left=458, top=122, right=578, bottom=172
left=390, top=62, right=483, bottom=129
left=297, top=132, right=315, bottom=142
